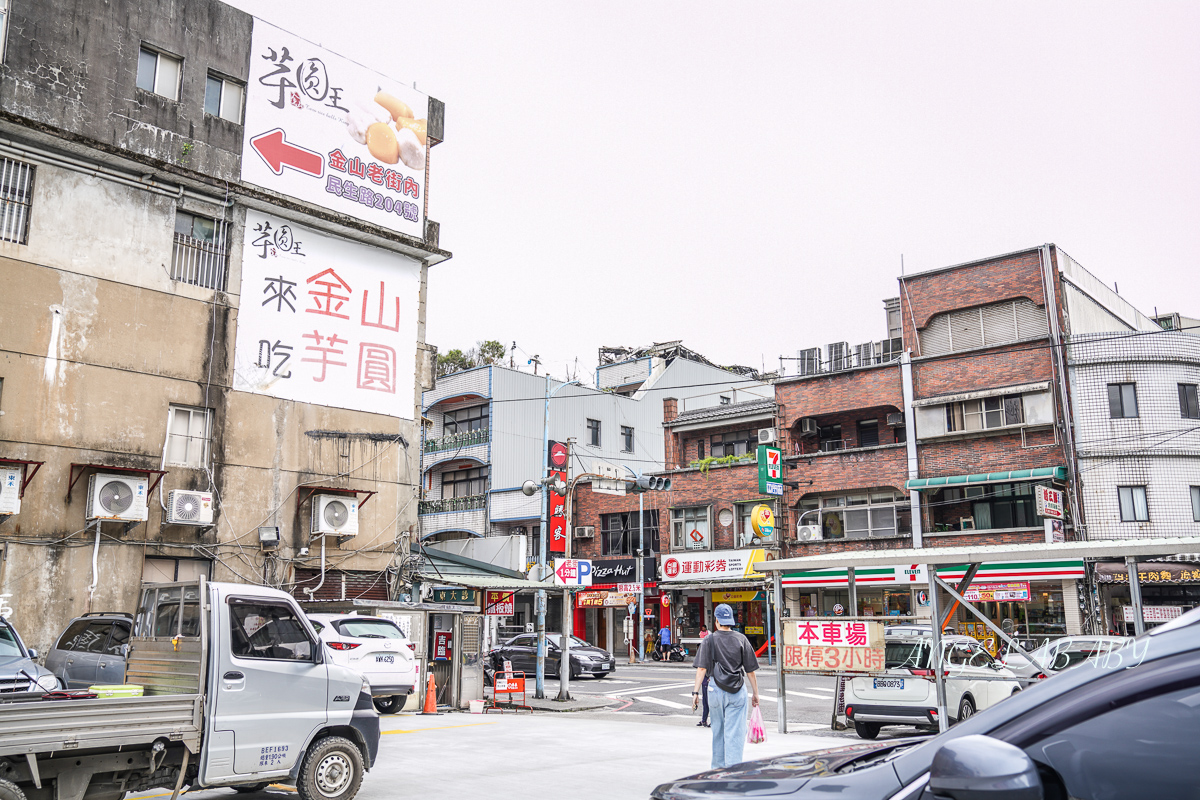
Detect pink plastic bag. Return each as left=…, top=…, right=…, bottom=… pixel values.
left=747, top=705, right=766, bottom=744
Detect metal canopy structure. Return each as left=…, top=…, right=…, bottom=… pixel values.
left=762, top=536, right=1200, bottom=735
left=905, top=465, right=1065, bottom=490
left=421, top=574, right=590, bottom=593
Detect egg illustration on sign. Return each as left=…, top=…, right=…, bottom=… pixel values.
left=750, top=504, right=775, bottom=539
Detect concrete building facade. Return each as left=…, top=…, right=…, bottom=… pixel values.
left=0, top=0, right=448, bottom=650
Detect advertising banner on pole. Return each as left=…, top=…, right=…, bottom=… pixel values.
left=243, top=20, right=429, bottom=239
left=1035, top=485, right=1064, bottom=519
left=484, top=591, right=515, bottom=616
left=553, top=559, right=593, bottom=586
left=233, top=209, right=419, bottom=417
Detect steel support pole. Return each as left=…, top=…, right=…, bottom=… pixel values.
left=558, top=440, right=574, bottom=701
left=773, top=570, right=787, bottom=734
left=536, top=375, right=550, bottom=698
left=1126, top=556, right=1146, bottom=635
left=847, top=567, right=857, bottom=616
left=638, top=491, right=645, bottom=662
left=926, top=568, right=949, bottom=732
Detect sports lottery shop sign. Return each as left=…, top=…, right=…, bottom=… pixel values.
left=782, top=619, right=886, bottom=673
left=661, top=549, right=767, bottom=582
left=242, top=19, right=429, bottom=239
left=233, top=210, right=420, bottom=418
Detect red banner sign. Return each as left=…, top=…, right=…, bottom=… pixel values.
left=548, top=469, right=567, bottom=553
left=433, top=630, right=452, bottom=661
left=484, top=591, right=515, bottom=616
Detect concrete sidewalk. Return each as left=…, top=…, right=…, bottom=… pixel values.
left=483, top=686, right=617, bottom=712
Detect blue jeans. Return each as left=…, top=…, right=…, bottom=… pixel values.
left=708, top=682, right=748, bottom=769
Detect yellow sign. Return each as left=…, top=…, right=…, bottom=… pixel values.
left=711, top=591, right=760, bottom=603
left=751, top=504, right=775, bottom=537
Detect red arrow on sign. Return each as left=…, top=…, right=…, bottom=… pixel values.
left=249, top=129, right=324, bottom=178
left=555, top=560, right=576, bottom=583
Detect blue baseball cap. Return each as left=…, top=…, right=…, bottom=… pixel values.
left=714, top=604, right=736, bottom=626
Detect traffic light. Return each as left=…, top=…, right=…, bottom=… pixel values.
left=631, top=474, right=672, bottom=492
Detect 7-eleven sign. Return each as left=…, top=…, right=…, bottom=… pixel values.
left=757, top=445, right=783, bottom=496
left=898, top=564, right=927, bottom=583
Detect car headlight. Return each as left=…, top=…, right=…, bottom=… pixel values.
left=36, top=673, right=59, bottom=692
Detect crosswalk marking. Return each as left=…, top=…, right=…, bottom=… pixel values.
left=637, top=695, right=691, bottom=709
left=787, top=691, right=833, bottom=700
left=601, top=682, right=695, bottom=696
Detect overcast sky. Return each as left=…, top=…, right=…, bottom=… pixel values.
left=229, top=1, right=1200, bottom=385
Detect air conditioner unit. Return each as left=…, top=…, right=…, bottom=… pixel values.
left=796, top=524, right=823, bottom=542
left=757, top=428, right=777, bottom=444
left=0, top=468, right=21, bottom=515
left=887, top=413, right=905, bottom=427
left=312, top=494, right=359, bottom=537
left=797, top=348, right=821, bottom=376
left=166, top=489, right=214, bottom=526
left=855, top=342, right=875, bottom=368
left=827, top=342, right=850, bottom=371
left=799, top=418, right=818, bottom=437
left=573, top=525, right=595, bottom=540
left=86, top=473, right=148, bottom=522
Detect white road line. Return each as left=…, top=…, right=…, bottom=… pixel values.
left=787, top=691, right=833, bottom=700
left=637, top=695, right=691, bottom=709
left=800, top=686, right=835, bottom=692
left=601, top=682, right=695, bottom=696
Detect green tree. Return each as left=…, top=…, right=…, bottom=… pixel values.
left=476, top=340, right=507, bottom=365
left=436, top=340, right=510, bottom=377
left=436, top=348, right=474, bottom=377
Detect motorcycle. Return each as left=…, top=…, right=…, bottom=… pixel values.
left=651, top=642, right=688, bottom=662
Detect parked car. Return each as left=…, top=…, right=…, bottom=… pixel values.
left=308, top=613, right=417, bottom=713
left=44, top=612, right=133, bottom=689
left=487, top=632, right=615, bottom=680
left=652, top=605, right=1200, bottom=799
left=844, top=634, right=1020, bottom=738
left=1001, top=634, right=1130, bottom=679
left=0, top=616, right=60, bottom=695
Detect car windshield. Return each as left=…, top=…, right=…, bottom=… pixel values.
left=0, top=623, right=23, bottom=657
left=886, top=639, right=930, bottom=669
left=545, top=634, right=591, bottom=649
left=335, top=619, right=406, bottom=640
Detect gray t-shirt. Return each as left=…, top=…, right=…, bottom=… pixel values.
left=695, top=629, right=758, bottom=676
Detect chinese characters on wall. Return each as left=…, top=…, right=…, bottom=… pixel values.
left=234, top=210, right=418, bottom=417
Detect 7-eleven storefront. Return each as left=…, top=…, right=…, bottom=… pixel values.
left=781, top=560, right=1086, bottom=637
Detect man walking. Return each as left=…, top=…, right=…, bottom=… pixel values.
left=658, top=622, right=672, bottom=659
left=691, top=604, right=759, bottom=769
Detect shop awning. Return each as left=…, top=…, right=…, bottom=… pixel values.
left=663, top=579, right=767, bottom=591
left=906, top=466, right=1065, bottom=490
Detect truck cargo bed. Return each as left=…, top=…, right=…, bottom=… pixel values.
left=0, top=693, right=202, bottom=755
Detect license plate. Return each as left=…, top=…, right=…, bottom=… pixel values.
left=375, top=654, right=394, bottom=664
left=873, top=678, right=904, bottom=690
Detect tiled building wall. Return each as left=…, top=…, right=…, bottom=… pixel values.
left=776, top=365, right=904, bottom=424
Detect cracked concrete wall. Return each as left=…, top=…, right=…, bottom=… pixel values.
left=1, top=0, right=251, bottom=178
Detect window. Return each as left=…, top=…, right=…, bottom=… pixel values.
left=587, top=418, right=601, bottom=447
left=918, top=298, right=1049, bottom=356
left=0, top=157, right=34, bottom=245
left=172, top=210, right=229, bottom=290
left=621, top=425, right=634, bottom=453
left=142, top=556, right=211, bottom=583
left=1192, top=487, right=1200, bottom=522
left=818, top=424, right=843, bottom=452
left=720, top=396, right=731, bottom=405
left=696, top=440, right=705, bottom=459
left=671, top=506, right=710, bottom=550
left=1118, top=486, right=1148, bottom=522
left=1108, top=383, right=1138, bottom=419
left=106, top=622, right=130, bottom=656
left=442, top=466, right=488, bottom=498
left=856, top=419, right=879, bottom=448
left=1180, top=384, right=1200, bottom=420
left=946, top=394, right=1025, bottom=432
left=136, top=46, right=182, bottom=100
left=600, top=511, right=660, bottom=556
left=0, top=0, right=9, bottom=63
left=443, top=404, right=488, bottom=434
left=58, top=621, right=110, bottom=653
left=229, top=600, right=315, bottom=661
left=737, top=502, right=775, bottom=544
left=894, top=426, right=906, bottom=444
left=710, top=429, right=756, bottom=457
left=204, top=73, right=244, bottom=122
left=166, top=405, right=212, bottom=468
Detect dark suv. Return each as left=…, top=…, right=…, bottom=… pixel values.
left=44, top=612, right=133, bottom=689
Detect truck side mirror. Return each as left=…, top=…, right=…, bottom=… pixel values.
left=27, top=648, right=38, bottom=660
left=929, top=735, right=1042, bottom=800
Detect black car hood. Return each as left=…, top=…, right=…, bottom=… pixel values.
left=652, top=739, right=919, bottom=798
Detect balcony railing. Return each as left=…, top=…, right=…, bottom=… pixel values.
left=419, top=494, right=486, bottom=515
left=424, top=428, right=490, bottom=453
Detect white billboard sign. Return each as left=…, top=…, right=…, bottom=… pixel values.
left=1035, top=485, right=1064, bottom=519
left=233, top=209, right=419, bottom=417
left=661, top=549, right=767, bottom=582
left=243, top=20, right=429, bottom=238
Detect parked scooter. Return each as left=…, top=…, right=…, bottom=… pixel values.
left=651, top=642, right=688, bottom=662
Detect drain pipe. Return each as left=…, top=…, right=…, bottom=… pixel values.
left=901, top=350, right=923, bottom=549
left=303, top=536, right=327, bottom=600
left=85, top=521, right=101, bottom=613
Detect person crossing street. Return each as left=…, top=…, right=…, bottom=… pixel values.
left=690, top=604, right=759, bottom=768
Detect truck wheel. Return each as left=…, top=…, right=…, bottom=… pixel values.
left=854, top=721, right=881, bottom=740
left=0, top=779, right=26, bottom=800
left=297, top=736, right=364, bottom=800
left=234, top=783, right=270, bottom=793
left=373, top=695, right=401, bottom=714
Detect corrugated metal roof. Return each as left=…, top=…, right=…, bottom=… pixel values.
left=671, top=398, right=776, bottom=426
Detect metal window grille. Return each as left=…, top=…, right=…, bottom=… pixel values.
left=0, top=158, right=35, bottom=245
left=171, top=216, right=229, bottom=291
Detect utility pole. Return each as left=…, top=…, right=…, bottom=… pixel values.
left=558, top=438, right=575, bottom=701
left=536, top=375, right=550, bottom=698
left=529, top=354, right=541, bottom=375
left=637, top=491, right=645, bottom=662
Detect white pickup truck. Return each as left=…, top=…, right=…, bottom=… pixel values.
left=0, top=579, right=380, bottom=800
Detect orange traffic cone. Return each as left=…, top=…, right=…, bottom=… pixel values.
left=421, top=670, right=438, bottom=715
